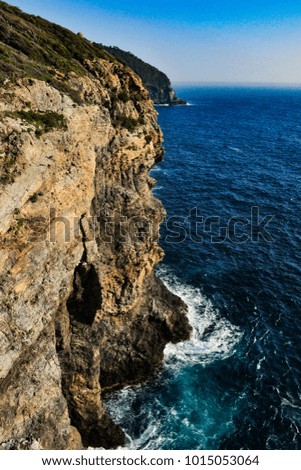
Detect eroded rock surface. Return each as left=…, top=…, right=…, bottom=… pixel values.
left=0, top=56, right=191, bottom=448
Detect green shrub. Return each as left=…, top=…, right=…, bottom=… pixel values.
left=29, top=193, right=39, bottom=203
left=118, top=90, right=130, bottom=103
left=116, top=115, right=138, bottom=132
left=14, top=110, right=67, bottom=135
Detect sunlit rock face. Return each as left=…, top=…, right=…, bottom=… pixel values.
left=0, top=1, right=191, bottom=449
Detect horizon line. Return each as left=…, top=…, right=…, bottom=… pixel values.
left=173, top=81, right=301, bottom=88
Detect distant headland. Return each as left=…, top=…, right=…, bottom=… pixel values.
left=100, top=45, right=187, bottom=105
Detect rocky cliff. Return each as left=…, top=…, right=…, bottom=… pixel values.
left=100, top=46, right=187, bottom=105
left=0, top=1, right=191, bottom=450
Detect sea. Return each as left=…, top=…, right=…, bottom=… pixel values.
left=104, top=86, right=301, bottom=450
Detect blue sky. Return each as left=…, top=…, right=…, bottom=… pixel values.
left=9, top=0, right=301, bottom=84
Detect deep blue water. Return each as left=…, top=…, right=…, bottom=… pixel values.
left=105, top=87, right=301, bottom=450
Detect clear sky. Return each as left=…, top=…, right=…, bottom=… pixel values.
left=7, top=0, right=301, bottom=84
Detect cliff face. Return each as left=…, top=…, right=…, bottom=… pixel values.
left=100, top=46, right=187, bottom=105
left=0, top=2, right=191, bottom=450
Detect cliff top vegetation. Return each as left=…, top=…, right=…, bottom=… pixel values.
left=0, top=1, right=122, bottom=101
left=100, top=45, right=172, bottom=90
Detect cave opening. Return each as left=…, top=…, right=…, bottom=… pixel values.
left=66, top=262, right=102, bottom=326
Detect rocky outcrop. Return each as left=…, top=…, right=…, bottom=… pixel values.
left=0, top=2, right=191, bottom=450
left=100, top=46, right=187, bottom=105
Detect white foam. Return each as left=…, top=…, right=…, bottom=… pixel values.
left=104, top=268, right=243, bottom=450
left=156, top=266, right=242, bottom=368
left=229, top=146, right=242, bottom=153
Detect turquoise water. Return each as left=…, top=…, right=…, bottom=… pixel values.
left=105, top=87, right=301, bottom=450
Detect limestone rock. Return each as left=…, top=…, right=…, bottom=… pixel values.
left=0, top=72, right=191, bottom=449
left=0, top=1, right=191, bottom=449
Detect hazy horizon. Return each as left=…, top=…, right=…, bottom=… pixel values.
left=173, top=81, right=301, bottom=87
left=7, top=0, right=301, bottom=85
